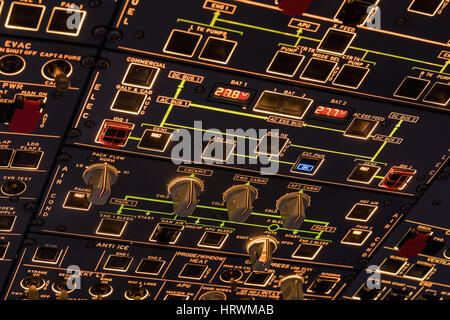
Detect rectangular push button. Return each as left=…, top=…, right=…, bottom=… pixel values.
left=345, top=203, right=378, bottom=222
left=267, top=51, right=305, bottom=77
left=136, top=259, right=165, bottom=275
left=379, top=257, right=407, bottom=275
left=104, top=255, right=133, bottom=272
left=300, top=58, right=337, bottom=83
left=408, top=0, right=444, bottom=16
left=394, top=76, right=430, bottom=100
left=0, top=241, right=9, bottom=260
left=244, top=271, right=273, bottom=287
left=46, top=7, right=87, bottom=36
left=138, top=129, right=172, bottom=152
left=404, top=263, right=433, bottom=280
left=5, top=2, right=46, bottom=31
left=347, top=164, right=380, bottom=184
left=333, top=64, right=369, bottom=89
left=199, top=37, right=237, bottom=64
left=96, top=218, right=127, bottom=237
left=178, top=263, right=208, bottom=280
left=10, top=150, right=43, bottom=169
left=0, top=149, right=13, bottom=167
left=344, top=118, right=378, bottom=139
left=255, top=134, right=289, bottom=156
left=423, top=82, right=450, bottom=106
left=307, top=276, right=339, bottom=295
left=334, top=0, right=379, bottom=26
left=164, top=294, right=189, bottom=300
left=63, top=191, right=91, bottom=211
left=253, top=91, right=313, bottom=119
left=0, top=215, right=16, bottom=232
left=198, top=231, right=228, bottom=248
left=354, top=284, right=383, bottom=300
left=341, top=228, right=372, bottom=246
left=32, top=247, right=62, bottom=264
left=291, top=155, right=324, bottom=175
left=150, top=223, right=183, bottom=244
left=317, top=28, right=356, bottom=55
left=380, top=166, right=416, bottom=191
left=163, top=30, right=202, bottom=57
left=383, top=288, right=411, bottom=300
left=292, top=243, right=322, bottom=260
left=111, top=90, right=146, bottom=115
left=122, top=63, right=160, bottom=89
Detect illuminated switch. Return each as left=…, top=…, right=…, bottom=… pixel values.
left=421, top=238, right=445, bottom=255
left=280, top=276, right=304, bottom=300
left=347, top=164, right=380, bottom=184
left=394, top=76, right=430, bottom=100
left=353, top=284, right=383, bottom=300
left=32, top=247, right=62, bottom=264
left=267, top=51, right=305, bottom=77
left=42, top=59, right=72, bottom=92
left=255, top=134, right=289, bottom=156
left=83, top=163, right=119, bottom=205
left=253, top=91, right=313, bottom=119
left=396, top=228, right=431, bottom=258
left=63, top=191, right=91, bottom=211
left=408, top=0, right=445, bottom=16
left=404, top=263, right=434, bottom=280
left=122, top=63, right=160, bottom=89
left=335, top=0, right=379, bottom=26
left=0, top=149, right=13, bottom=167
left=198, top=231, right=228, bottom=248
left=383, top=288, right=412, bottom=300
left=178, top=263, right=208, bottom=280
left=344, top=118, right=378, bottom=139
left=276, top=192, right=310, bottom=229
left=46, top=7, right=87, bottom=36
left=202, top=138, right=235, bottom=162
left=96, top=218, right=127, bottom=237
left=379, top=257, right=407, bottom=275
left=138, top=129, right=172, bottom=152
left=5, top=2, right=46, bottom=31
left=163, top=30, right=202, bottom=57
left=0, top=215, right=16, bottom=232
left=244, top=271, right=273, bottom=287
left=10, top=150, right=43, bottom=169
left=164, top=294, right=189, bottom=300
left=168, top=176, right=203, bottom=217
left=103, top=255, right=133, bottom=272
left=278, top=0, right=312, bottom=16
left=0, top=54, right=26, bottom=76
left=291, top=155, right=324, bottom=175
left=341, top=228, right=372, bottom=246
left=300, top=58, right=337, bottom=83
left=8, top=96, right=45, bottom=133
left=423, top=82, right=450, bottom=106
left=253, top=91, right=283, bottom=113
left=292, top=243, right=322, bottom=260
left=199, top=37, right=237, bottom=64
left=317, top=28, right=356, bottom=55
left=224, top=184, right=258, bottom=222
left=95, top=120, right=134, bottom=148
left=136, top=259, right=165, bottom=275
left=333, top=64, right=370, bottom=89
left=417, top=294, right=443, bottom=301
left=110, top=90, right=146, bottom=115
left=150, top=223, right=183, bottom=244
left=247, top=236, right=277, bottom=271
left=379, top=166, right=416, bottom=191
left=0, top=241, right=9, bottom=260
left=345, top=203, right=378, bottom=222
left=307, top=276, right=339, bottom=295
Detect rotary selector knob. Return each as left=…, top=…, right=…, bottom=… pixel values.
left=223, top=184, right=258, bottom=222
left=168, top=176, right=204, bottom=217
left=247, top=235, right=277, bottom=271
left=280, top=275, right=304, bottom=300
left=276, top=192, right=310, bottom=229
left=83, top=163, right=119, bottom=205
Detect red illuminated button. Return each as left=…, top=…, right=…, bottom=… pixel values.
left=314, top=106, right=348, bottom=119
left=8, top=98, right=44, bottom=133
left=380, top=167, right=416, bottom=191
left=278, top=0, right=313, bottom=16
left=398, top=232, right=429, bottom=258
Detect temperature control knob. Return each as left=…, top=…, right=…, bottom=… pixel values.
left=83, top=163, right=118, bottom=205
left=280, top=275, right=304, bottom=300
left=276, top=192, right=310, bottom=230
left=223, top=184, right=258, bottom=222
left=247, top=235, right=277, bottom=271
left=168, top=176, right=204, bottom=217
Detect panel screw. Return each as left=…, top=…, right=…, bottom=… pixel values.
left=92, top=26, right=107, bottom=39
left=438, top=172, right=449, bottom=180
left=416, top=184, right=429, bottom=193
left=195, top=86, right=206, bottom=94
left=57, top=153, right=71, bottom=162
left=87, top=155, right=98, bottom=163
left=107, top=29, right=122, bottom=42
left=133, top=30, right=145, bottom=39
left=416, top=174, right=426, bottom=181
left=9, top=196, right=18, bottom=202
left=395, top=17, right=407, bottom=25
left=31, top=218, right=44, bottom=226
left=81, top=56, right=96, bottom=68
left=90, top=0, right=102, bottom=8
left=56, top=225, right=66, bottom=232
left=84, top=120, right=96, bottom=128
left=432, top=200, right=441, bottom=206
left=51, top=91, right=63, bottom=99
left=381, top=119, right=391, bottom=127
left=86, top=242, right=96, bottom=248
left=400, top=204, right=414, bottom=213
left=67, top=128, right=81, bottom=139
left=23, top=238, right=35, bottom=247
left=96, top=58, right=110, bottom=70
left=383, top=199, right=392, bottom=205
left=24, top=202, right=38, bottom=212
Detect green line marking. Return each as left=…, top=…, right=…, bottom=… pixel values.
left=371, top=120, right=403, bottom=162
left=303, top=123, right=346, bottom=133
left=290, top=144, right=372, bottom=159
left=190, top=103, right=268, bottom=120
left=412, top=66, right=450, bottom=76
left=164, top=123, right=261, bottom=141
left=210, top=11, right=220, bottom=26
left=216, top=18, right=299, bottom=37
left=374, top=176, right=384, bottom=179
left=128, top=136, right=141, bottom=141
left=177, top=18, right=243, bottom=35
left=160, top=80, right=185, bottom=127
left=440, top=61, right=450, bottom=73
